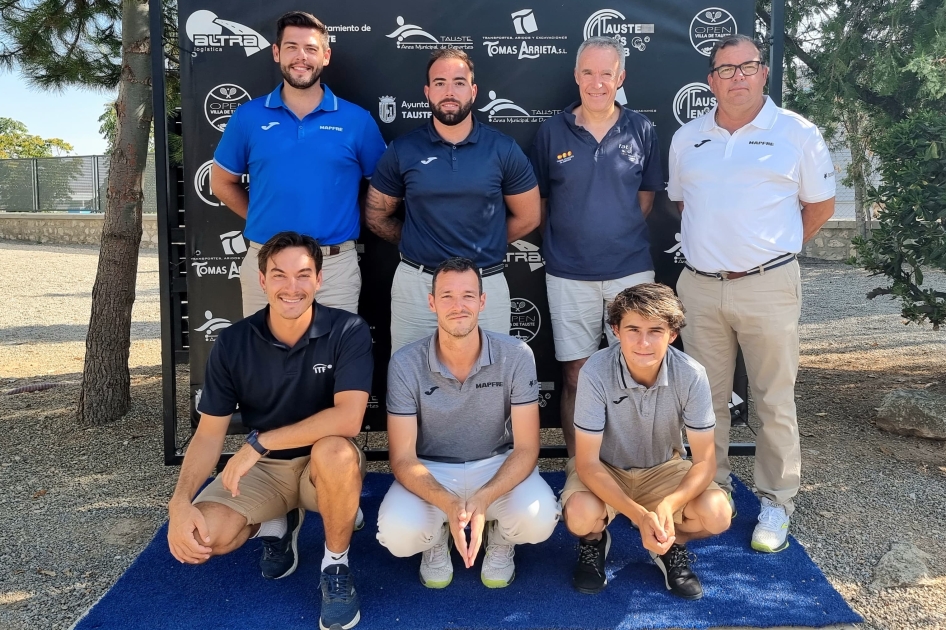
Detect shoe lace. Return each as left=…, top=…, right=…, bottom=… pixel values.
left=758, top=503, right=787, bottom=531
left=666, top=545, right=696, bottom=570
left=260, top=537, right=283, bottom=560
left=484, top=541, right=514, bottom=568
left=577, top=540, right=602, bottom=571
left=322, top=570, right=352, bottom=602
left=423, top=537, right=449, bottom=567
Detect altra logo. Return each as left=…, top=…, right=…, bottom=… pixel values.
left=424, top=386, right=439, bottom=396
left=312, top=363, right=333, bottom=374
left=420, top=157, right=438, bottom=165
left=478, top=91, right=557, bottom=124
left=506, top=240, right=544, bottom=271
left=185, top=10, right=269, bottom=57
left=261, top=122, right=279, bottom=131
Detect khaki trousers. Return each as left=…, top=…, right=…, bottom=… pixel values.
left=676, top=260, right=801, bottom=515
left=240, top=241, right=362, bottom=317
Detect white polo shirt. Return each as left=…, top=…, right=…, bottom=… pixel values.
left=667, top=97, right=835, bottom=272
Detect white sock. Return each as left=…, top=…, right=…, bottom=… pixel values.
left=253, top=515, right=287, bottom=539
left=322, top=544, right=350, bottom=570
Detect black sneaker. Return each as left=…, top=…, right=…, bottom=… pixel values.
left=320, top=564, right=361, bottom=630
left=572, top=530, right=611, bottom=594
left=650, top=543, right=703, bottom=600
left=259, top=508, right=304, bottom=579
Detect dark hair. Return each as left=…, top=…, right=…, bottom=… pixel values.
left=607, top=283, right=686, bottom=333
left=276, top=11, right=329, bottom=49
left=708, top=34, right=766, bottom=70
left=257, top=231, right=323, bottom=275
left=426, top=48, right=474, bottom=85
left=430, top=257, right=482, bottom=296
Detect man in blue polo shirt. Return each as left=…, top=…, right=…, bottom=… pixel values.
left=212, top=11, right=386, bottom=317
left=529, top=36, right=663, bottom=457
left=365, top=48, right=540, bottom=354
left=167, top=232, right=373, bottom=630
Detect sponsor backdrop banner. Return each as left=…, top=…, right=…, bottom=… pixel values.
left=180, top=0, right=753, bottom=429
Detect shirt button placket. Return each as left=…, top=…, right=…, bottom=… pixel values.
left=452, top=146, right=458, bottom=172
left=298, top=124, right=304, bottom=140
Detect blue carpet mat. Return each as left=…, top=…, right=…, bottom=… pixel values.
left=74, top=473, right=861, bottom=629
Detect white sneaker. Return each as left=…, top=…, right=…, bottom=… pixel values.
left=751, top=497, right=790, bottom=552
left=420, top=523, right=453, bottom=588
left=481, top=521, right=516, bottom=588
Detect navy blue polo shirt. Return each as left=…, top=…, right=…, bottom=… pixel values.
left=530, top=102, right=664, bottom=281
left=371, top=117, right=537, bottom=268
left=214, top=83, right=386, bottom=245
left=197, top=304, right=373, bottom=459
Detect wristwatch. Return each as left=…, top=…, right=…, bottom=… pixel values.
left=245, top=429, right=270, bottom=456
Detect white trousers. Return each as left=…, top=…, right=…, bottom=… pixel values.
left=376, top=451, right=560, bottom=558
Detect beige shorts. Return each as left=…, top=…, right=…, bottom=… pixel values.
left=193, top=439, right=366, bottom=525
left=560, top=455, right=721, bottom=525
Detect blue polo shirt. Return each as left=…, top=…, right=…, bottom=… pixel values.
left=197, top=303, right=374, bottom=459
left=530, top=102, right=664, bottom=281
left=214, top=83, right=386, bottom=245
left=371, top=117, right=537, bottom=268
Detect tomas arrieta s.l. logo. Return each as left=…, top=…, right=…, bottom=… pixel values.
left=185, top=10, right=269, bottom=57
left=482, top=9, right=567, bottom=60
left=312, top=363, right=333, bottom=375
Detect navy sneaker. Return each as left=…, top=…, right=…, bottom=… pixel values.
left=320, top=563, right=361, bottom=630
left=259, top=508, right=304, bottom=579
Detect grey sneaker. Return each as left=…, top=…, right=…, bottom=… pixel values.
left=481, top=520, right=516, bottom=588
left=751, top=497, right=790, bottom=552
left=419, top=523, right=453, bottom=588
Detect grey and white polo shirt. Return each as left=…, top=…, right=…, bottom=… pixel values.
left=574, top=344, right=714, bottom=470
left=387, top=328, right=539, bottom=463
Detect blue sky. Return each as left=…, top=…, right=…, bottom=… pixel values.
left=0, top=72, right=115, bottom=156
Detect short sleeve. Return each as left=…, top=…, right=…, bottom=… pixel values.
left=529, top=121, right=551, bottom=198
left=386, top=351, right=418, bottom=416
left=197, top=338, right=238, bottom=417
left=509, top=343, right=539, bottom=406
left=682, top=367, right=715, bottom=432
left=369, top=143, right=405, bottom=197
left=797, top=127, right=836, bottom=203
left=666, top=132, right=683, bottom=201
left=573, top=367, right=607, bottom=434
left=332, top=318, right=374, bottom=395
left=639, top=122, right=665, bottom=192
left=213, top=104, right=249, bottom=176
left=358, top=113, right=387, bottom=179
left=501, top=141, right=538, bottom=196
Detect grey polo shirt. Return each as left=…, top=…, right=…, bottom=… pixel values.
left=387, top=328, right=539, bottom=463
left=574, top=344, right=714, bottom=470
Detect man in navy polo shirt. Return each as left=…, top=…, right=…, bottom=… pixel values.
left=167, top=232, right=372, bottom=630
left=211, top=11, right=386, bottom=317
left=530, top=36, right=664, bottom=458
left=365, top=48, right=540, bottom=354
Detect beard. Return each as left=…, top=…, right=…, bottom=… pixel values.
left=440, top=311, right=478, bottom=339
left=429, top=97, right=473, bottom=126
left=280, top=62, right=323, bottom=90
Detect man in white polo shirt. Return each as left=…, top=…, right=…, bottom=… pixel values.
left=376, top=257, right=559, bottom=589
left=667, top=34, right=835, bottom=553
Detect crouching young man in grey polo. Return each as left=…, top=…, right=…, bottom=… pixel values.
left=562, top=283, right=732, bottom=600
left=376, top=257, right=560, bottom=588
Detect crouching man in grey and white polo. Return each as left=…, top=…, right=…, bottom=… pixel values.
left=376, top=257, right=560, bottom=588
left=562, top=284, right=731, bottom=600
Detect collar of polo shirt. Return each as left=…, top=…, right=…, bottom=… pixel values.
left=248, top=303, right=332, bottom=348
left=264, top=82, right=339, bottom=114
left=426, top=114, right=482, bottom=146
left=616, top=346, right=671, bottom=390
left=702, top=95, right=778, bottom=134
left=426, top=327, right=494, bottom=379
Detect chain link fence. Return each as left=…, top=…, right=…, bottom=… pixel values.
left=0, top=154, right=157, bottom=213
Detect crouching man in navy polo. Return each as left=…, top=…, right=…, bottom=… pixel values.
left=561, top=283, right=731, bottom=600
left=376, top=257, right=559, bottom=588
left=167, top=232, right=372, bottom=630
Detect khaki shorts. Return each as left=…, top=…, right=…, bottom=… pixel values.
left=193, top=439, right=366, bottom=525
left=560, top=455, right=721, bottom=525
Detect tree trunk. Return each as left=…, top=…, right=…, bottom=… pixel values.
left=77, top=0, right=153, bottom=426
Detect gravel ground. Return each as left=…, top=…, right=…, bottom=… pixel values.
left=0, top=241, right=944, bottom=630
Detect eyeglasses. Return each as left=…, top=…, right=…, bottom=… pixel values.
left=711, top=60, right=762, bottom=79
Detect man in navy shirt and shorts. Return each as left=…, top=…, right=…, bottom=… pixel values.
left=365, top=49, right=540, bottom=353
left=561, top=283, right=731, bottom=600
left=212, top=11, right=386, bottom=317
left=167, top=232, right=373, bottom=630
left=530, top=36, right=663, bottom=457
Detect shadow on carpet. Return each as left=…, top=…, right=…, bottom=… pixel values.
left=73, top=473, right=861, bottom=630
